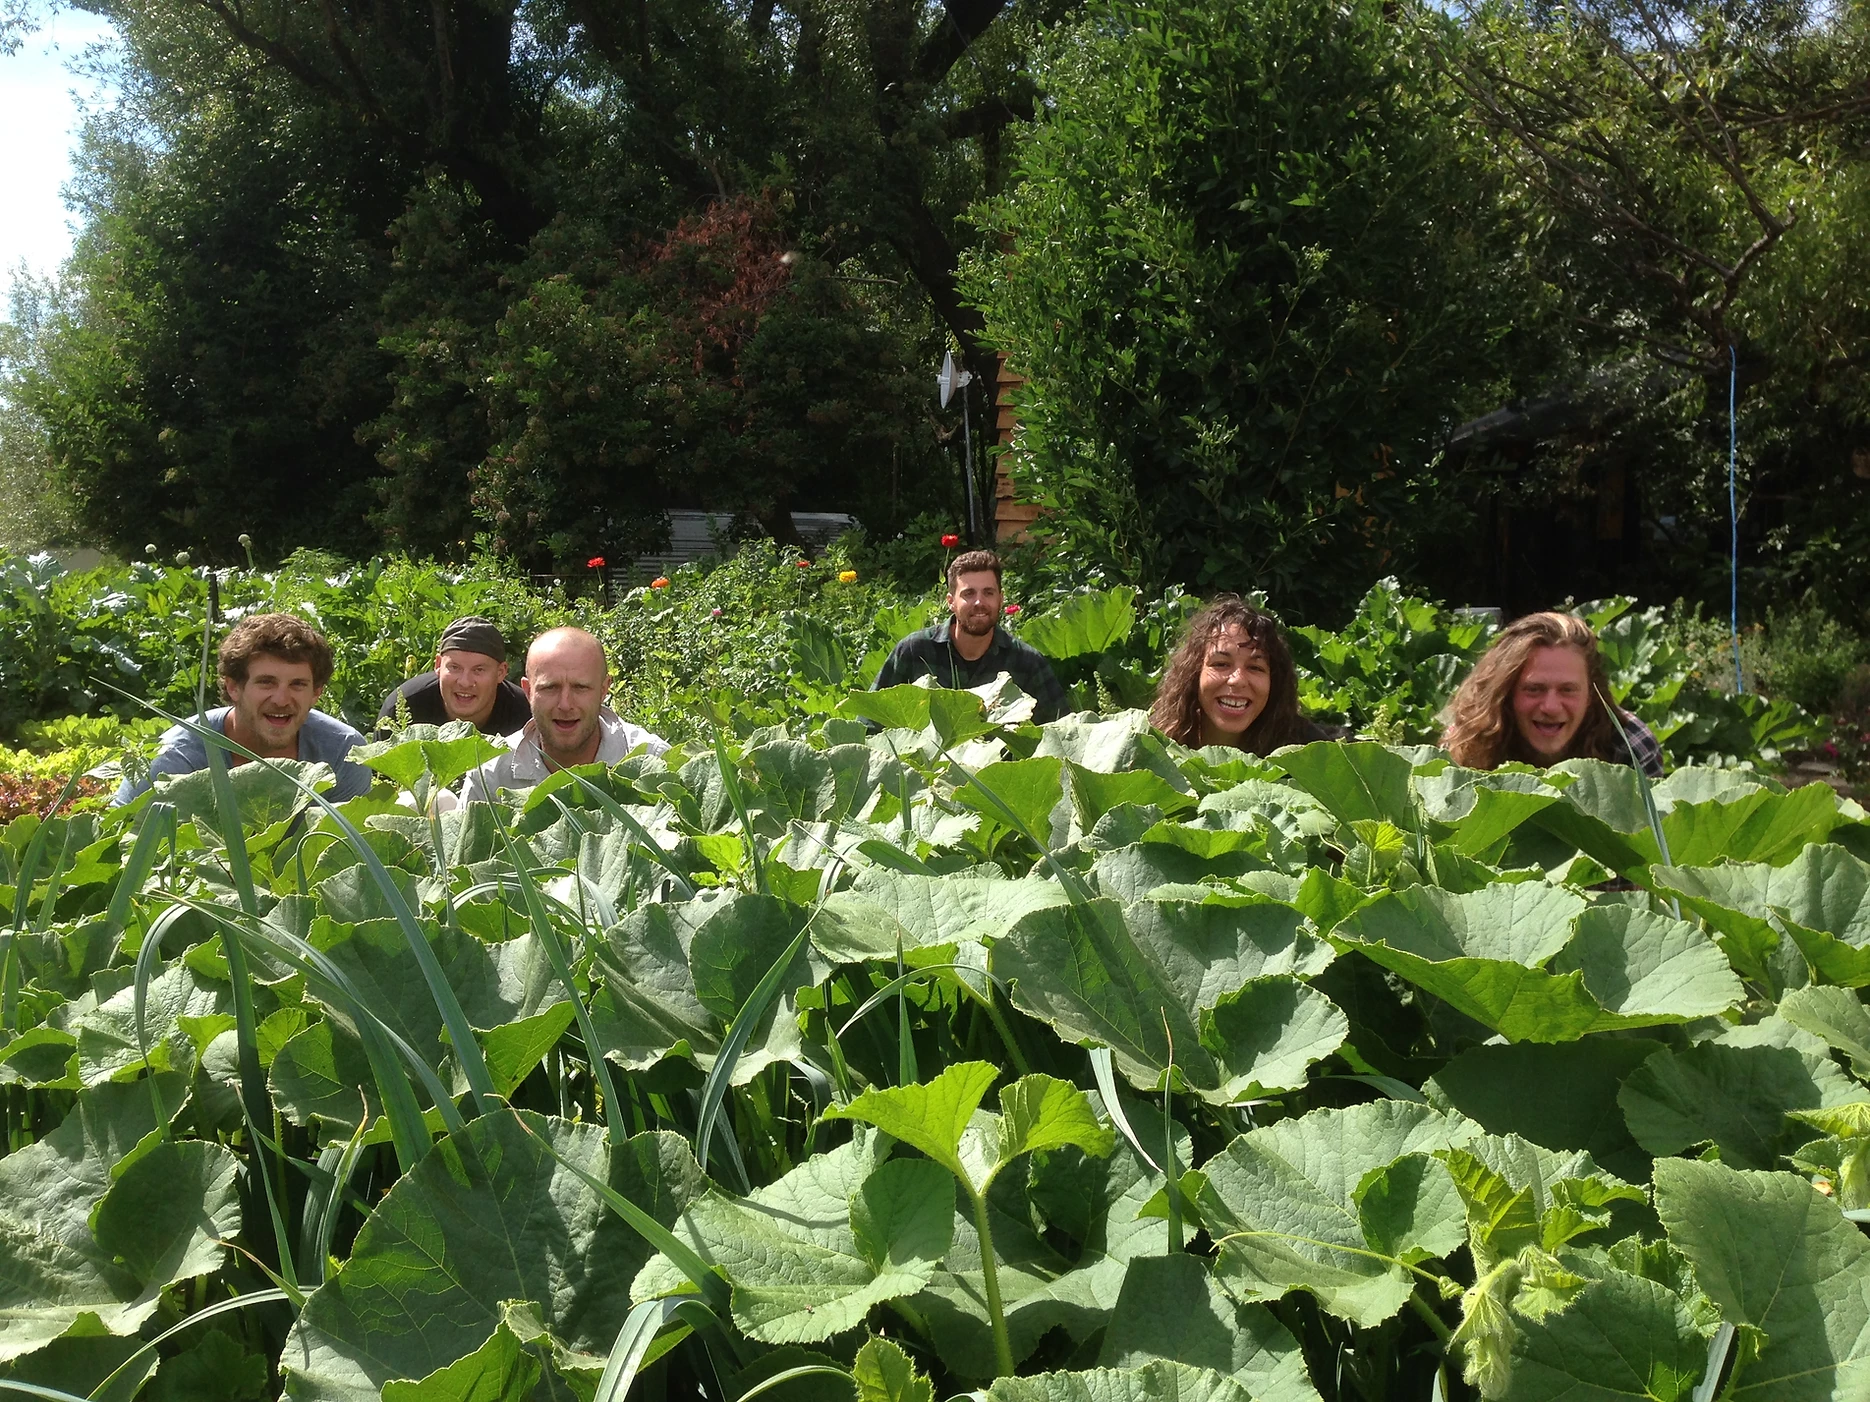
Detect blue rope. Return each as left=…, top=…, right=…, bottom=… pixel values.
left=1729, top=344, right=1743, bottom=694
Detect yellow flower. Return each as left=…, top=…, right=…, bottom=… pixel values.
left=839, top=569, right=858, bottom=583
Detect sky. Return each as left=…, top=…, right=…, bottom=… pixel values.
left=0, top=9, right=118, bottom=303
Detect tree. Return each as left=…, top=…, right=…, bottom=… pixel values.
left=5, top=0, right=1051, bottom=562
left=1436, top=0, right=1870, bottom=616
left=966, top=0, right=1538, bottom=615
left=18, top=61, right=406, bottom=560
left=463, top=196, right=936, bottom=569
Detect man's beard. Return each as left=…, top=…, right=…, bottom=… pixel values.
left=956, top=612, right=995, bottom=637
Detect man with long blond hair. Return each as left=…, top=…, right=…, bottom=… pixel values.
left=1440, top=611, right=1663, bottom=775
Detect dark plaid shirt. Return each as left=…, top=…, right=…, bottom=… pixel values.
left=871, top=621, right=1071, bottom=723
left=1618, top=709, right=1666, bottom=778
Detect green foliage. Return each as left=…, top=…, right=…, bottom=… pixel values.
left=4, top=0, right=1027, bottom=567
left=0, top=674, right=1865, bottom=1398
left=965, top=0, right=1532, bottom=612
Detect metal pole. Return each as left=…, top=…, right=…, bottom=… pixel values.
left=962, top=383, right=979, bottom=541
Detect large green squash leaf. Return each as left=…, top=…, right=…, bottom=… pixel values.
left=1336, top=886, right=1739, bottom=1042
left=73, top=962, right=229, bottom=1086
left=1439, top=1134, right=1642, bottom=1270
left=1783, top=984, right=1870, bottom=1077
left=1653, top=844, right=1870, bottom=989
left=1197, top=1101, right=1479, bottom=1326
left=1533, top=763, right=1853, bottom=880
left=589, top=891, right=826, bottom=1082
left=1417, top=768, right=1563, bottom=860
left=839, top=684, right=995, bottom=746
left=853, top=1336, right=935, bottom=1402
left=1506, top=1266, right=1710, bottom=1402
left=270, top=914, right=568, bottom=1132
left=352, top=725, right=505, bottom=793
left=281, top=1111, right=706, bottom=1402
left=0, top=1075, right=203, bottom=1363
left=813, top=871, right=1070, bottom=964
left=376, top=1322, right=539, bottom=1402
left=1274, top=742, right=1419, bottom=835
left=911, top=1092, right=1178, bottom=1379
left=1096, top=1254, right=1320, bottom=1402
left=992, top=897, right=1340, bottom=1103
left=1656, top=1157, right=1870, bottom=1401
left=633, top=1134, right=953, bottom=1343
left=1018, top=589, right=1138, bottom=660
left=987, top=1362, right=1254, bottom=1400
left=1427, top=1039, right=1665, bottom=1182
left=1034, top=713, right=1190, bottom=789
left=1619, top=1024, right=1865, bottom=1169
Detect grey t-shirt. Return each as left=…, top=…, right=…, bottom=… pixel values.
left=112, top=706, right=371, bottom=806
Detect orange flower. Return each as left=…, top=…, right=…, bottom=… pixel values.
left=651, top=576, right=670, bottom=589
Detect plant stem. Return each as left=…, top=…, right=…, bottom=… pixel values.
left=970, top=1186, right=1017, bottom=1378
left=979, top=985, right=1032, bottom=1077
left=1409, top=1288, right=1453, bottom=1346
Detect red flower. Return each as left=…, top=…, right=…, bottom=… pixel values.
left=940, top=533, right=960, bottom=549
left=587, top=556, right=606, bottom=569
left=1004, top=603, right=1021, bottom=616
left=797, top=559, right=812, bottom=569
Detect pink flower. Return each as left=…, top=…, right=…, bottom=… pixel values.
left=711, top=607, right=722, bottom=617
left=1004, top=603, right=1021, bottom=616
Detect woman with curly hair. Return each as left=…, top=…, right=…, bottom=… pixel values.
left=1440, top=611, right=1663, bottom=775
left=1150, top=596, right=1328, bottom=754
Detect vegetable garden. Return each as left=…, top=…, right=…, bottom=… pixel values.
left=3, top=627, right=1870, bottom=1401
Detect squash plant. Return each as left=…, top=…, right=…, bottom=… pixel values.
left=0, top=688, right=1867, bottom=1401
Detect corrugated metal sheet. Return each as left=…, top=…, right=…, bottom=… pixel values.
left=628, top=510, right=857, bottom=581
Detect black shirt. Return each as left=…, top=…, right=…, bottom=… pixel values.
left=377, top=671, right=533, bottom=736
left=871, top=622, right=1072, bottom=723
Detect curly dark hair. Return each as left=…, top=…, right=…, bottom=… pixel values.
left=1440, top=611, right=1618, bottom=769
left=218, top=612, right=335, bottom=691
left=1150, top=596, right=1306, bottom=755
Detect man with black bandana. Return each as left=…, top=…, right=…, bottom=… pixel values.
left=377, top=616, right=533, bottom=736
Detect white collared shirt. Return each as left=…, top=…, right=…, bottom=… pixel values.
left=460, top=710, right=668, bottom=803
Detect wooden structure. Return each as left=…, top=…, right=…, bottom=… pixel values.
left=992, top=354, right=1041, bottom=543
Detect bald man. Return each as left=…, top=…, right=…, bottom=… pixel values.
left=461, top=627, right=668, bottom=802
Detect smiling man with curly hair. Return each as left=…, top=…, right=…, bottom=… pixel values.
left=112, top=612, right=372, bottom=805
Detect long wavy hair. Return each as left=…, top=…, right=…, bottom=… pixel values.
left=1441, top=611, right=1619, bottom=769
left=1151, top=596, right=1305, bottom=755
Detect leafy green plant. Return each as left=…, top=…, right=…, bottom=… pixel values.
left=0, top=668, right=1866, bottom=1400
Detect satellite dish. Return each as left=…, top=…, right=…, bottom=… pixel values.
left=938, top=349, right=973, bottom=409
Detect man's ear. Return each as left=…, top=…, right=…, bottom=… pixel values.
left=521, top=676, right=534, bottom=699
left=494, top=662, right=510, bottom=684
left=219, top=675, right=237, bottom=704
left=310, top=682, right=328, bottom=702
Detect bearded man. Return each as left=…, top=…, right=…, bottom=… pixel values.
left=869, top=549, right=1069, bottom=722
left=112, top=613, right=371, bottom=805
left=460, top=627, right=667, bottom=803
